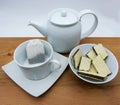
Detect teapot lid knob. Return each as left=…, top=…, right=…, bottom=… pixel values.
left=61, top=10, right=67, bottom=17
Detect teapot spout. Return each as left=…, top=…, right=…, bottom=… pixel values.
left=29, top=21, right=47, bottom=37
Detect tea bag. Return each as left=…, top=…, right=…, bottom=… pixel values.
left=26, top=39, right=45, bottom=64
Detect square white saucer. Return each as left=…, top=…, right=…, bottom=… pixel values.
left=2, top=52, right=68, bottom=97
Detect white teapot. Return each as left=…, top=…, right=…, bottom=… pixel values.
left=29, top=8, right=98, bottom=53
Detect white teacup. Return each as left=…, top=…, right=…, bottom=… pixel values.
left=14, top=39, right=61, bottom=80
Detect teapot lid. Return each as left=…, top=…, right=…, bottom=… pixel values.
left=49, top=8, right=79, bottom=26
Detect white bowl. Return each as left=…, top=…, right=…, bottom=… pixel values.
left=68, top=43, right=119, bottom=84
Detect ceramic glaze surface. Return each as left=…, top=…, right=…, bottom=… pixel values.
left=47, top=21, right=81, bottom=52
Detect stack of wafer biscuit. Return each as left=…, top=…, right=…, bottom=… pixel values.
left=72, top=44, right=112, bottom=81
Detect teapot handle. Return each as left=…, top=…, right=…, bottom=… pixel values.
left=79, top=9, right=98, bottom=39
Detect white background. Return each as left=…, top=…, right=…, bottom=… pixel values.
left=0, top=0, right=120, bottom=37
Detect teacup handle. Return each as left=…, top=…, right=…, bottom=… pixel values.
left=79, top=9, right=98, bottom=39
left=49, top=60, right=61, bottom=72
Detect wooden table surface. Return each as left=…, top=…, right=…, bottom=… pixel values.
left=0, top=37, right=120, bottom=105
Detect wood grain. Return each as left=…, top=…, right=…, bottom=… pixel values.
left=0, top=37, right=120, bottom=105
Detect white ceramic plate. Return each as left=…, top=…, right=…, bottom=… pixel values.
left=68, top=44, right=119, bottom=84
left=2, top=52, right=68, bottom=97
